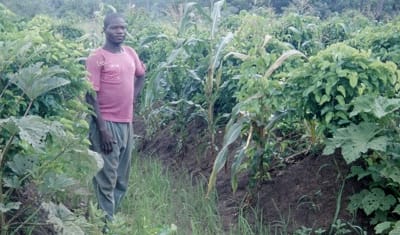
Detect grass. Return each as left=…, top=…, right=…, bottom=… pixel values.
left=99, top=151, right=269, bottom=235
left=85, top=151, right=362, bottom=235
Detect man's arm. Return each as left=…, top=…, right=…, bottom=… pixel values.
left=133, top=75, right=145, bottom=102
left=86, top=92, right=115, bottom=154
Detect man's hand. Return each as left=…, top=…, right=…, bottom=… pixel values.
left=99, top=129, right=116, bottom=154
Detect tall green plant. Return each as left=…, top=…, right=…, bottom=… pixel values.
left=287, top=43, right=399, bottom=135
left=272, top=13, right=323, bottom=55
left=348, top=18, right=400, bottom=67
left=0, top=12, right=101, bottom=233
left=322, top=94, right=400, bottom=235
left=140, top=1, right=236, bottom=158
left=207, top=35, right=306, bottom=195
left=286, top=23, right=400, bottom=235
left=204, top=3, right=234, bottom=156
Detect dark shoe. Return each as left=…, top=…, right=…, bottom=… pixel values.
left=102, top=224, right=110, bottom=234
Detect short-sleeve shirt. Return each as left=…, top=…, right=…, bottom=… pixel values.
left=86, top=46, right=145, bottom=123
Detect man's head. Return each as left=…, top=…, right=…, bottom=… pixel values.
left=103, top=13, right=127, bottom=46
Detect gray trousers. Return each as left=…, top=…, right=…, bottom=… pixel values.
left=89, top=119, right=134, bottom=219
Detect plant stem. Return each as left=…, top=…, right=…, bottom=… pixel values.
left=329, top=179, right=346, bottom=235
left=208, top=99, right=215, bottom=158
left=11, top=206, right=41, bottom=235
left=0, top=99, right=34, bottom=231
left=23, top=100, right=33, bottom=117
left=0, top=99, right=33, bottom=168
left=0, top=135, right=15, bottom=170
left=0, top=81, right=11, bottom=100
left=0, top=171, right=6, bottom=235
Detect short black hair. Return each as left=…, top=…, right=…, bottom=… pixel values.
left=103, top=12, right=124, bottom=29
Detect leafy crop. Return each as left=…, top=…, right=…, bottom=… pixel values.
left=139, top=0, right=238, bottom=158
left=207, top=26, right=306, bottom=194
left=288, top=43, right=399, bottom=134
left=272, top=13, right=323, bottom=55
left=0, top=13, right=100, bottom=234
left=348, top=18, right=400, bottom=67
left=1, top=1, right=400, bottom=234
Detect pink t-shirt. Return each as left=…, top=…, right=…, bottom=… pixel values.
left=86, top=46, right=145, bottom=123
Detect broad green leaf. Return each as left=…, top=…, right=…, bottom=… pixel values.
left=0, top=118, right=18, bottom=133
left=336, top=68, right=349, bottom=78
left=393, top=204, right=400, bottom=215
left=368, top=136, right=390, bottom=152
left=6, top=154, right=38, bottom=176
left=319, top=94, right=330, bottom=105
left=0, top=116, right=55, bottom=150
left=380, top=166, right=400, bottom=185
left=348, top=190, right=369, bottom=213
left=349, top=95, right=374, bottom=117
left=335, top=95, right=345, bottom=106
left=15, top=116, right=54, bottom=149
left=348, top=72, right=358, bottom=88
left=349, top=166, right=371, bottom=181
left=323, top=122, right=388, bottom=163
left=0, top=202, right=21, bottom=213
left=361, top=188, right=396, bottom=215
left=337, top=85, right=346, bottom=97
left=41, top=202, right=85, bottom=235
left=3, top=175, right=21, bottom=189
left=389, top=221, right=400, bottom=235
left=41, top=172, right=76, bottom=192
left=322, top=143, right=336, bottom=156
left=325, top=77, right=338, bottom=95
left=375, top=222, right=392, bottom=234
left=371, top=210, right=391, bottom=226
left=9, top=62, right=70, bottom=100
left=314, top=93, right=321, bottom=103
left=325, top=111, right=334, bottom=124
left=350, top=95, right=400, bottom=118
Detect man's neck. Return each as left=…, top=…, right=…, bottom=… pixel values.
left=103, top=43, right=123, bottom=53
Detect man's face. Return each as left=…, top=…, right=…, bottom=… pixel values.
left=104, top=17, right=127, bottom=45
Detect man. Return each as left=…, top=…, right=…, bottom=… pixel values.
left=85, top=12, right=146, bottom=222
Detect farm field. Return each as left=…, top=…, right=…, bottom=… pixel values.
left=1, top=0, right=400, bottom=234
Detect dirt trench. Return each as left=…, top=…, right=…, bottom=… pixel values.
left=134, top=117, right=365, bottom=233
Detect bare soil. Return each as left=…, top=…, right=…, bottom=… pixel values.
left=134, top=117, right=366, bottom=234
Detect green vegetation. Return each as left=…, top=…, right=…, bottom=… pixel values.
left=1, top=0, right=400, bottom=234
left=116, top=154, right=268, bottom=235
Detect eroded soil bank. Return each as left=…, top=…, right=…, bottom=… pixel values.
left=135, top=117, right=366, bottom=233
